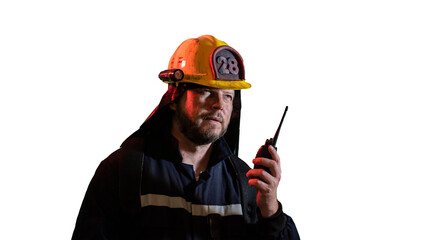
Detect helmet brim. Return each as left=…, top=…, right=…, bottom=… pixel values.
left=171, top=78, right=251, bottom=90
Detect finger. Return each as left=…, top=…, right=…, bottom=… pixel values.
left=252, top=157, right=280, bottom=178
left=268, top=145, right=280, bottom=164
left=267, top=146, right=281, bottom=178
left=248, top=177, right=275, bottom=195
left=247, top=168, right=274, bottom=183
left=253, top=157, right=275, bottom=169
left=246, top=168, right=264, bottom=178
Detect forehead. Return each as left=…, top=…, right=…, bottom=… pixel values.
left=190, top=86, right=235, bottom=95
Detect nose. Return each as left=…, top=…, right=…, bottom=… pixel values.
left=211, top=93, right=224, bottom=110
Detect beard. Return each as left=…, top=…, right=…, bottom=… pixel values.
left=175, top=105, right=229, bottom=145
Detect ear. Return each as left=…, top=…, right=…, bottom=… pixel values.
left=169, top=90, right=187, bottom=111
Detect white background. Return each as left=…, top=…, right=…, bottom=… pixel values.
left=1, top=0, right=426, bottom=239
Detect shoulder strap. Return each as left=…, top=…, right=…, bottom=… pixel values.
left=229, top=156, right=258, bottom=224
left=119, top=149, right=144, bottom=215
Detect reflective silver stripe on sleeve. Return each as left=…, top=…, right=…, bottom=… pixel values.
left=192, top=203, right=243, bottom=216
left=140, top=194, right=243, bottom=217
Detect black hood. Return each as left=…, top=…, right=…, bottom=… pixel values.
left=121, top=84, right=242, bottom=156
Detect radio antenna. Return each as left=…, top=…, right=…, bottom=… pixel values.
left=272, top=106, right=288, bottom=147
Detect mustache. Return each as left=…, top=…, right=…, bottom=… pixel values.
left=202, top=112, right=224, bottom=123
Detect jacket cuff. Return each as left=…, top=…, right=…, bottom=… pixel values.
left=257, top=201, right=287, bottom=238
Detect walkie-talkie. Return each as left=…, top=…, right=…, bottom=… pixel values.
left=254, top=106, right=288, bottom=174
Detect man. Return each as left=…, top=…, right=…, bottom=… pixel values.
left=72, top=35, right=300, bottom=239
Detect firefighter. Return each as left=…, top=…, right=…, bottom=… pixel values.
left=72, top=35, right=300, bottom=240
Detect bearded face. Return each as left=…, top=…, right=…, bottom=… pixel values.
left=172, top=87, right=234, bottom=145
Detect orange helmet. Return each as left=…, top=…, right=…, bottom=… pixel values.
left=159, top=35, right=251, bottom=90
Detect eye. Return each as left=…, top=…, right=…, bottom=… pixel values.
left=195, top=88, right=210, bottom=95
left=223, top=90, right=234, bottom=102
left=225, top=94, right=233, bottom=101
left=202, top=89, right=211, bottom=95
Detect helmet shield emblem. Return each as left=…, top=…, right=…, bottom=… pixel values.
left=212, top=46, right=245, bottom=81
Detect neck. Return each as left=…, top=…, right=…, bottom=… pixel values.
left=171, top=122, right=213, bottom=177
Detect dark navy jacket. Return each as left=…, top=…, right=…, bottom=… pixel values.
left=72, top=127, right=300, bottom=239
